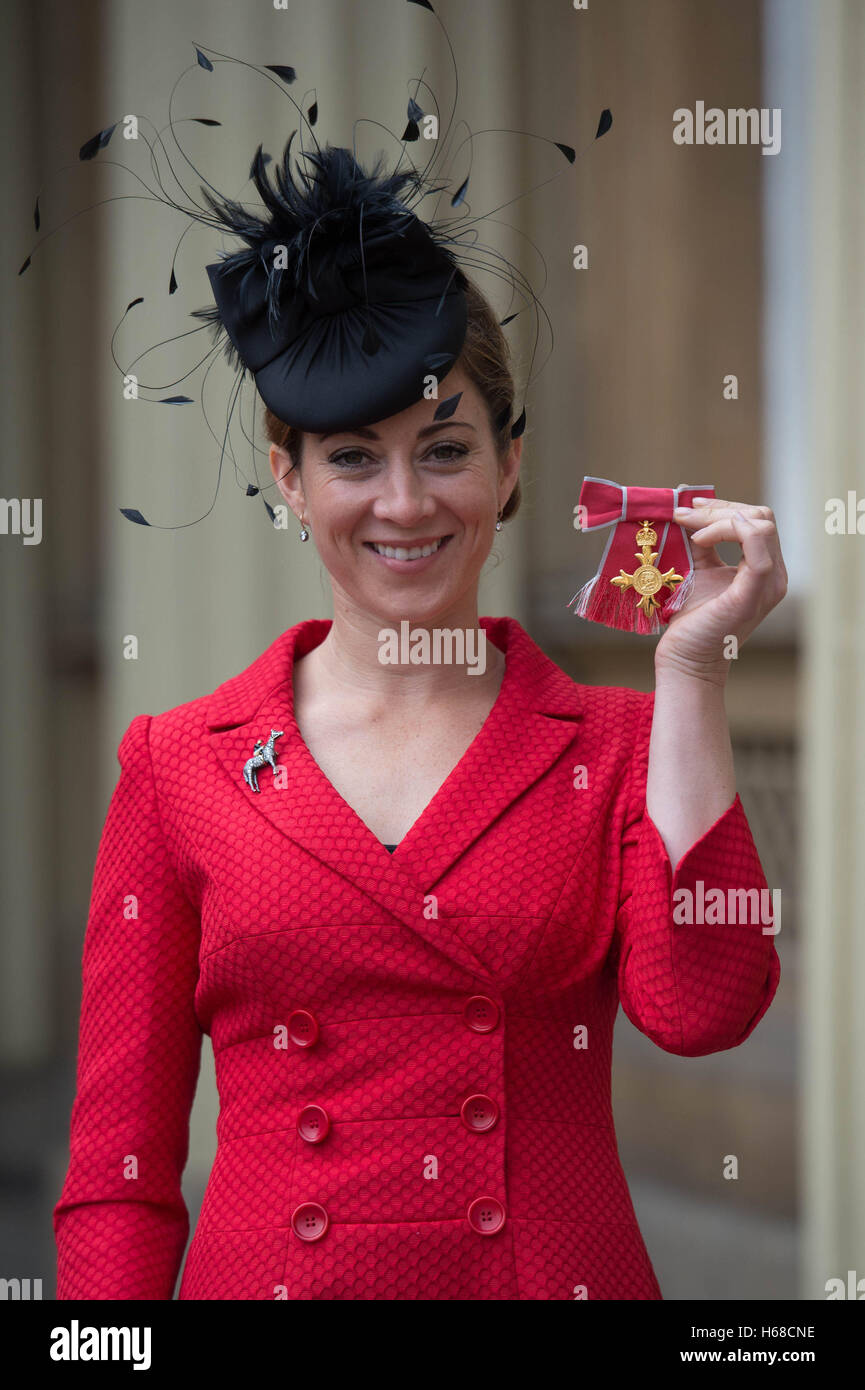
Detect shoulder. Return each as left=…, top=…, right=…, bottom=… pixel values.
left=571, top=683, right=655, bottom=773
left=113, top=691, right=216, bottom=785
left=119, top=617, right=329, bottom=769
left=482, top=614, right=655, bottom=775
left=576, top=680, right=654, bottom=723
left=485, top=613, right=653, bottom=727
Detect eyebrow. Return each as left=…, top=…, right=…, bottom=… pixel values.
left=315, top=419, right=478, bottom=444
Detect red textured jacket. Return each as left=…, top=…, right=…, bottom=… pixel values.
left=54, top=615, right=780, bottom=1300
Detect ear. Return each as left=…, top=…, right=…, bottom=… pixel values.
left=498, top=434, right=523, bottom=512
left=269, top=443, right=306, bottom=520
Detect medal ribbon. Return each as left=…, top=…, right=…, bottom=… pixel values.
left=569, top=476, right=716, bottom=634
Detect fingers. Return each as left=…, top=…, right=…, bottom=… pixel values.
left=675, top=498, right=776, bottom=527
left=675, top=499, right=787, bottom=577
left=682, top=513, right=776, bottom=545
left=681, top=534, right=727, bottom=570
left=673, top=500, right=789, bottom=608
left=725, top=512, right=788, bottom=611
left=692, top=500, right=773, bottom=522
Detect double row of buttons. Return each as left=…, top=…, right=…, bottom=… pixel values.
left=287, top=996, right=506, bottom=1240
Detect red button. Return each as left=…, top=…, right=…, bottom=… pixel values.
left=463, top=996, right=500, bottom=1033
left=467, top=1196, right=506, bottom=1235
left=291, top=1202, right=329, bottom=1242
left=297, top=1104, right=330, bottom=1144
left=288, top=1009, right=319, bottom=1048
left=460, top=1094, right=499, bottom=1133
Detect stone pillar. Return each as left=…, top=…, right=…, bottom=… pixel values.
left=0, top=1, right=48, bottom=1061
left=1, top=0, right=104, bottom=1062
left=801, top=0, right=865, bottom=1301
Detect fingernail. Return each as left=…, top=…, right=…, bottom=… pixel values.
left=692, top=496, right=711, bottom=505
left=673, top=506, right=690, bottom=516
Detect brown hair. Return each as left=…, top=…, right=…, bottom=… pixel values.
left=262, top=274, right=522, bottom=521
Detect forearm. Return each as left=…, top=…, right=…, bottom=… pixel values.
left=645, top=663, right=735, bottom=867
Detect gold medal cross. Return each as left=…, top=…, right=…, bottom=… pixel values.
left=610, top=521, right=684, bottom=615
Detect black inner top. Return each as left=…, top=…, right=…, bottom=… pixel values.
left=382, top=843, right=397, bottom=853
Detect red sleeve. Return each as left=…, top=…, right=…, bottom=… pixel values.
left=53, top=713, right=203, bottom=1299
left=612, top=692, right=781, bottom=1057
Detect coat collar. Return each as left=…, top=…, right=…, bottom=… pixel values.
left=205, top=617, right=583, bottom=982
left=205, top=616, right=582, bottom=728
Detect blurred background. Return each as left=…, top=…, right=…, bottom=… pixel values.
left=1, top=0, right=862, bottom=1301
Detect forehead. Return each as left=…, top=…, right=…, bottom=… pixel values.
left=311, top=366, right=483, bottom=446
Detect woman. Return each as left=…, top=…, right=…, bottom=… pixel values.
left=50, top=85, right=785, bottom=1297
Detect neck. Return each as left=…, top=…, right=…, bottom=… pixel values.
left=299, top=591, right=502, bottom=706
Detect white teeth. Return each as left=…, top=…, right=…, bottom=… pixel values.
left=371, top=538, right=444, bottom=560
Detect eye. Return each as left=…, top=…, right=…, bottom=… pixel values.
left=328, top=441, right=470, bottom=468
left=329, top=448, right=373, bottom=468
left=426, top=441, right=470, bottom=462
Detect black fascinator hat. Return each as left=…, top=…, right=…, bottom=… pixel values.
left=18, top=0, right=611, bottom=529
left=198, top=141, right=469, bottom=434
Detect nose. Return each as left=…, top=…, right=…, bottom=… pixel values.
left=371, top=458, right=436, bottom=527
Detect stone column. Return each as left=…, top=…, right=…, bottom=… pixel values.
left=801, top=0, right=865, bottom=1301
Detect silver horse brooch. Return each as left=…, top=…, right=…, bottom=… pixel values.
left=242, top=729, right=285, bottom=793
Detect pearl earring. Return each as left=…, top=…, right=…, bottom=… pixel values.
left=299, top=516, right=309, bottom=542
left=495, top=511, right=503, bottom=532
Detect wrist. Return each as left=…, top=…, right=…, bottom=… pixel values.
left=654, top=648, right=730, bottom=690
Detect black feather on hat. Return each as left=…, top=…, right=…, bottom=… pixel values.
left=194, top=140, right=469, bottom=433
left=17, top=1, right=612, bottom=529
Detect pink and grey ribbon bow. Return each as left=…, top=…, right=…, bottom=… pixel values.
left=569, top=476, right=716, bottom=634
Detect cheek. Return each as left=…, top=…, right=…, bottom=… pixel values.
left=309, top=481, right=368, bottom=533
left=461, top=485, right=499, bottom=531
left=438, top=467, right=500, bottom=516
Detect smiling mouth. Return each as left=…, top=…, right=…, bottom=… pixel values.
left=365, top=535, right=452, bottom=561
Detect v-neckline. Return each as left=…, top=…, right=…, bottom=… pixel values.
left=206, top=614, right=583, bottom=961
left=282, top=618, right=511, bottom=860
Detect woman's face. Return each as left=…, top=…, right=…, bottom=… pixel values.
left=269, top=365, right=522, bottom=625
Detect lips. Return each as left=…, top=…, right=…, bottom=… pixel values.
left=365, top=536, right=451, bottom=561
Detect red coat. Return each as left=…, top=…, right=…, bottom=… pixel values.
left=54, top=615, right=780, bottom=1300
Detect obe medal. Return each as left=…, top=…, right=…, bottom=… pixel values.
left=609, top=521, right=684, bottom=617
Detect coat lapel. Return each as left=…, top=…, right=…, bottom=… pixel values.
left=205, top=616, right=583, bottom=982
left=392, top=617, right=583, bottom=888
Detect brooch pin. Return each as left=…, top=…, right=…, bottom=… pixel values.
left=609, top=521, right=684, bottom=617
left=242, top=729, right=284, bottom=793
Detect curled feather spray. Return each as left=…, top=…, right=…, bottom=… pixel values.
left=17, top=2, right=611, bottom=530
